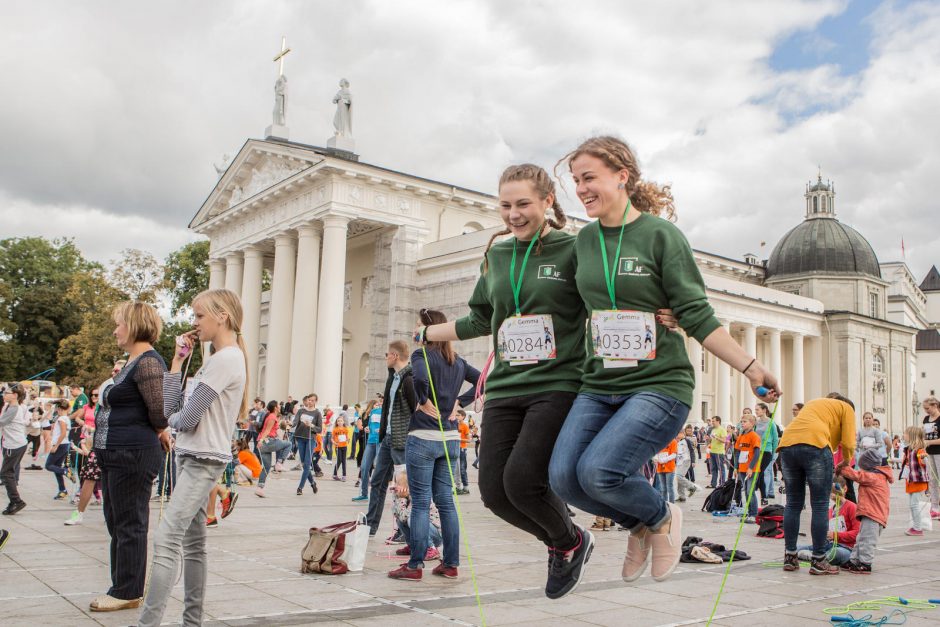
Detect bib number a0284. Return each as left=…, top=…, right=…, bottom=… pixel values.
left=591, top=310, right=656, bottom=363
left=497, top=314, right=557, bottom=365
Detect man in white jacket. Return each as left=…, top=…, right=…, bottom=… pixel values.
left=1, top=384, right=31, bottom=515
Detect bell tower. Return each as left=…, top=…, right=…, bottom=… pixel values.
left=805, top=168, right=836, bottom=219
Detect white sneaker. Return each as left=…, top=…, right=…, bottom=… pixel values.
left=64, top=510, right=83, bottom=526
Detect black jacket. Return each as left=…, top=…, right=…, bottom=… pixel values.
left=378, top=365, right=416, bottom=449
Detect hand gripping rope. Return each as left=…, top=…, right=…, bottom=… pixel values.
left=705, top=398, right=779, bottom=626
left=421, top=345, right=487, bottom=626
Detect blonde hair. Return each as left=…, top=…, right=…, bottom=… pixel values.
left=113, top=301, right=163, bottom=344
left=924, top=395, right=940, bottom=409
left=556, top=135, right=676, bottom=220
left=191, top=288, right=250, bottom=422
left=484, top=164, right=568, bottom=272
left=904, top=425, right=925, bottom=451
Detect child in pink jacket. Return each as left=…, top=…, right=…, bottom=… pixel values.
left=837, top=449, right=892, bottom=574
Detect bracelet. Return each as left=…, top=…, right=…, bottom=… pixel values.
left=742, top=358, right=756, bottom=375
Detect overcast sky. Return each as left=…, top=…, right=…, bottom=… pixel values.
left=1, top=0, right=937, bottom=282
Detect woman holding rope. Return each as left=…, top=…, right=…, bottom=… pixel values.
left=413, top=164, right=680, bottom=598
left=548, top=136, right=779, bottom=584
left=139, top=288, right=248, bottom=626
left=388, top=308, right=480, bottom=581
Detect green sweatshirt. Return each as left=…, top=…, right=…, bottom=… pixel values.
left=454, top=229, right=585, bottom=400
left=575, top=212, right=721, bottom=406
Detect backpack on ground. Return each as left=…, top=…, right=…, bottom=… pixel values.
left=702, top=478, right=737, bottom=513
left=755, top=504, right=785, bottom=539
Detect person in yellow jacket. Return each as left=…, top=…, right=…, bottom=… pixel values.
left=777, top=393, right=856, bottom=575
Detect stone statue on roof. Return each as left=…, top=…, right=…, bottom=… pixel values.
left=332, top=79, right=353, bottom=138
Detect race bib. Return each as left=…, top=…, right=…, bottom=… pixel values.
left=656, top=453, right=670, bottom=464
left=828, top=516, right=847, bottom=533
left=337, top=434, right=347, bottom=443
left=591, top=310, right=656, bottom=364
left=738, top=450, right=749, bottom=464
left=860, top=436, right=876, bottom=449
left=497, top=314, right=557, bottom=365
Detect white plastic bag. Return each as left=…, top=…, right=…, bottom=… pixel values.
left=345, top=513, right=370, bottom=572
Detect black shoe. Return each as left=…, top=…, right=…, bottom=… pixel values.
left=545, top=525, right=594, bottom=600
left=0, top=528, right=9, bottom=551
left=2, top=501, right=26, bottom=516
left=296, top=488, right=303, bottom=496
left=842, top=560, right=871, bottom=574
left=782, top=552, right=800, bottom=572
left=809, top=556, right=839, bottom=575
left=311, top=482, right=318, bottom=494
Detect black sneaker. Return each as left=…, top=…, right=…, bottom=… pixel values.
left=545, top=525, right=595, bottom=600
left=0, top=528, right=9, bottom=551
left=782, top=552, right=800, bottom=572
left=842, top=560, right=871, bottom=575
left=2, top=501, right=26, bottom=516
left=809, top=556, right=839, bottom=575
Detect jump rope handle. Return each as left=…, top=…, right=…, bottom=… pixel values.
left=829, top=616, right=854, bottom=623
left=756, top=386, right=770, bottom=397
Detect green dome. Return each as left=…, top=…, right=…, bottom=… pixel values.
left=766, top=217, right=880, bottom=279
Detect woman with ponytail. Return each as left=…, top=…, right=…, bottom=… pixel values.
left=547, top=136, right=779, bottom=585
left=415, top=164, right=677, bottom=599
left=139, top=288, right=248, bottom=627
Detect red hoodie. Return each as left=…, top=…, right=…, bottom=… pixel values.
left=839, top=465, right=894, bottom=528
left=828, top=498, right=859, bottom=548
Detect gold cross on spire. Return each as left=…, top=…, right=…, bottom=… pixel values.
left=273, top=36, right=291, bottom=77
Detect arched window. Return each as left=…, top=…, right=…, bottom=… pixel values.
left=462, top=221, right=484, bottom=234
left=821, top=196, right=827, bottom=211
left=813, top=197, right=818, bottom=213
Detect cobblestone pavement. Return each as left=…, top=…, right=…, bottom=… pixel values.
left=2, top=458, right=938, bottom=626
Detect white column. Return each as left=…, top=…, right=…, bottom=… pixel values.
left=741, top=324, right=757, bottom=410
left=288, top=223, right=322, bottom=397
left=769, top=328, right=782, bottom=390
left=224, top=253, right=244, bottom=296
left=208, top=258, right=226, bottom=291
left=264, top=233, right=297, bottom=401
left=314, top=215, right=350, bottom=407
left=241, top=246, right=264, bottom=398
left=717, top=320, right=731, bottom=422
left=689, top=338, right=703, bottom=424
left=791, top=333, right=805, bottom=407
left=806, top=336, right=823, bottom=401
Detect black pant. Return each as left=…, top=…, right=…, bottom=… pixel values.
left=367, top=438, right=405, bottom=532
left=479, top=391, right=578, bottom=548
left=26, top=434, right=41, bottom=458
left=333, top=447, right=347, bottom=476
left=96, top=446, right=163, bottom=601
left=2, top=445, right=27, bottom=504
left=755, top=454, right=773, bottom=501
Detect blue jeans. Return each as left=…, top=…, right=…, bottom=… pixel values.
left=549, top=391, right=689, bottom=531
left=397, top=517, right=442, bottom=549
left=366, top=438, right=405, bottom=533
left=359, top=441, right=378, bottom=498
left=45, top=443, right=69, bottom=492
left=709, top=452, right=726, bottom=487
left=780, top=444, right=833, bottom=556
left=295, top=437, right=317, bottom=491
left=655, top=471, right=675, bottom=503
left=796, top=542, right=851, bottom=566
left=405, top=436, right=460, bottom=569
left=257, top=438, right=291, bottom=487
left=458, top=448, right=469, bottom=488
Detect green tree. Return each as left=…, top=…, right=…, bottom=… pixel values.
left=164, top=240, right=209, bottom=315
left=55, top=268, right=128, bottom=386
left=0, top=237, right=93, bottom=380
left=110, top=248, right=165, bottom=303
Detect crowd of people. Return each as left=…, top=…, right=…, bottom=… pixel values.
left=1, top=135, right=938, bottom=624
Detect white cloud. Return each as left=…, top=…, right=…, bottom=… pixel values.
left=0, top=0, right=937, bottom=281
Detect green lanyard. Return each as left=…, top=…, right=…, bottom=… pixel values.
left=597, top=200, right=631, bottom=309
left=509, top=233, right=541, bottom=316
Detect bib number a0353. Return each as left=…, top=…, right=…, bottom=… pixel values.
left=591, top=310, right=656, bottom=365
left=497, top=314, right=557, bottom=365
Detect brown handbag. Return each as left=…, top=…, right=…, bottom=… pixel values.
left=301, top=520, right=358, bottom=575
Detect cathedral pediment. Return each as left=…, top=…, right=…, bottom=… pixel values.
left=191, top=139, right=323, bottom=229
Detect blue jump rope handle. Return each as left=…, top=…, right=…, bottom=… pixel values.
left=898, top=597, right=909, bottom=605
left=830, top=616, right=855, bottom=623
left=756, top=386, right=770, bottom=396
left=929, top=599, right=940, bottom=604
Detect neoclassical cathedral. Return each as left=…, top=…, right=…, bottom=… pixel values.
left=192, top=76, right=936, bottom=434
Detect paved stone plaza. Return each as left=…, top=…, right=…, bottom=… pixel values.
left=2, top=461, right=938, bottom=626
